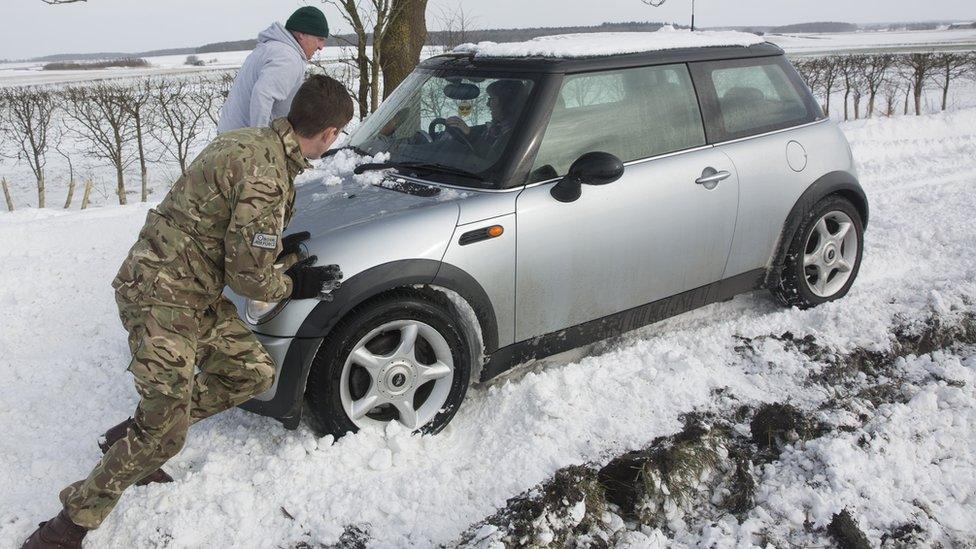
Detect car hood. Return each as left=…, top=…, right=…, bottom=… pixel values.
left=287, top=168, right=471, bottom=238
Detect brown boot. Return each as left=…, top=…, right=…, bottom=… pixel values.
left=21, top=509, right=87, bottom=549
left=99, top=418, right=174, bottom=486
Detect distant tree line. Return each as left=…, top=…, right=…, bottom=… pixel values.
left=770, top=22, right=858, bottom=34
left=3, top=50, right=976, bottom=212
left=43, top=58, right=150, bottom=71
left=792, top=51, right=976, bottom=119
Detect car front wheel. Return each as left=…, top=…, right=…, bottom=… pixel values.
left=305, top=289, right=471, bottom=437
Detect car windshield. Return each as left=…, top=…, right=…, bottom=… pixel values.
left=348, top=70, right=535, bottom=188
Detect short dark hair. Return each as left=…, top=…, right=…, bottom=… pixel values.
left=288, top=74, right=354, bottom=138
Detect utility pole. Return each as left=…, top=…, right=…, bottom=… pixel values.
left=691, top=0, right=696, bottom=31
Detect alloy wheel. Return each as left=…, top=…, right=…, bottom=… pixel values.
left=339, top=320, right=455, bottom=430
left=802, top=210, right=858, bottom=298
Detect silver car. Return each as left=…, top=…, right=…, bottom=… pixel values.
left=229, top=41, right=867, bottom=436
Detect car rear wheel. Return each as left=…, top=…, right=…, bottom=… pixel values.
left=771, top=195, right=864, bottom=309
left=305, top=289, right=471, bottom=437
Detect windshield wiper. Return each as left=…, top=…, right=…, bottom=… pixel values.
left=353, top=161, right=485, bottom=182
left=320, top=144, right=369, bottom=159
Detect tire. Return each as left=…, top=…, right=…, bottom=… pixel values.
left=305, top=288, right=471, bottom=438
left=771, top=195, right=864, bottom=309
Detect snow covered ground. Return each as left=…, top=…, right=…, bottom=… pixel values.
left=1, top=101, right=975, bottom=546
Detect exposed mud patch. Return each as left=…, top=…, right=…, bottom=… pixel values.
left=455, top=309, right=976, bottom=547
left=750, top=402, right=826, bottom=461
left=455, top=465, right=610, bottom=548
left=828, top=509, right=871, bottom=549
left=457, top=413, right=764, bottom=546
left=881, top=522, right=926, bottom=548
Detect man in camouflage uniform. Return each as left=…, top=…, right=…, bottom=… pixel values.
left=22, top=75, right=354, bottom=549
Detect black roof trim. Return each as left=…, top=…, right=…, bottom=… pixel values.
left=420, top=42, right=784, bottom=74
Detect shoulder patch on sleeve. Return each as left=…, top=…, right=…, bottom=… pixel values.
left=251, top=233, right=279, bottom=250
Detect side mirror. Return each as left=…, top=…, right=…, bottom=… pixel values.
left=551, top=152, right=624, bottom=203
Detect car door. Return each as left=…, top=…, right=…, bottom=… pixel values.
left=689, top=56, right=827, bottom=279
left=514, top=64, right=739, bottom=342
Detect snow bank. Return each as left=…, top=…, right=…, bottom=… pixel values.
left=453, top=26, right=766, bottom=58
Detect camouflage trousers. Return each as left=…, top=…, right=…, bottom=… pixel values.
left=59, top=294, right=276, bottom=529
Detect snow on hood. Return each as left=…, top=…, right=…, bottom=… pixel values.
left=257, top=22, right=305, bottom=60
left=287, top=149, right=469, bottom=237
left=453, top=26, right=766, bottom=58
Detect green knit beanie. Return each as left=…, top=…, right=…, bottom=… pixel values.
left=285, top=6, right=329, bottom=38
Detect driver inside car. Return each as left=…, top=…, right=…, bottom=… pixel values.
left=444, top=79, right=525, bottom=157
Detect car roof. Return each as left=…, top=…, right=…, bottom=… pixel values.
left=419, top=42, right=785, bottom=74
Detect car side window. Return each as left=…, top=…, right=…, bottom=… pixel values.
left=691, top=57, right=820, bottom=142
left=528, top=64, right=706, bottom=183
left=560, top=72, right=626, bottom=108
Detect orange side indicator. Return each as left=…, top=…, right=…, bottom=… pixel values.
left=488, top=225, right=504, bottom=238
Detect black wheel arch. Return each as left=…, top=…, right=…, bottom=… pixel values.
left=765, top=170, right=868, bottom=288
left=240, top=259, right=498, bottom=427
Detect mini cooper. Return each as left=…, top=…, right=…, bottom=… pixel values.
left=229, top=34, right=867, bottom=437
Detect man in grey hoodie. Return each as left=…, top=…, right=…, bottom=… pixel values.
left=217, top=7, right=329, bottom=133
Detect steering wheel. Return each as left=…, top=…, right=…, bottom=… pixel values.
left=428, top=117, right=477, bottom=154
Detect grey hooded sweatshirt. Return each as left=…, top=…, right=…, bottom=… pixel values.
left=217, top=23, right=307, bottom=133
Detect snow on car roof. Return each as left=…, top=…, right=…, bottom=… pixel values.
left=453, top=26, right=766, bottom=59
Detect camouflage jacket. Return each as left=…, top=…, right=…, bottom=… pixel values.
left=113, top=118, right=312, bottom=309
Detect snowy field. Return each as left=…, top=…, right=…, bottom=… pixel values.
left=769, top=27, right=976, bottom=56
left=2, top=28, right=975, bottom=86
left=1, top=102, right=976, bottom=546
left=0, top=46, right=444, bottom=88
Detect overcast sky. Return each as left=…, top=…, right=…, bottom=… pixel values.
left=1, top=0, right=973, bottom=60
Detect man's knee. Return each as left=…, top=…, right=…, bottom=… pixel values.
left=133, top=388, right=191, bottom=457
left=248, top=362, right=276, bottom=396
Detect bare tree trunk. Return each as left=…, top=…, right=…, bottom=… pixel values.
left=941, top=67, right=951, bottom=111
left=135, top=116, right=148, bottom=201
left=63, top=180, right=75, bottom=209
left=903, top=86, right=911, bottom=115
left=115, top=165, right=127, bottom=205
left=380, top=0, right=428, bottom=99
left=80, top=179, right=93, bottom=210
left=356, top=39, right=370, bottom=118
left=37, top=170, right=46, bottom=208
left=370, top=44, right=381, bottom=113
left=914, top=84, right=923, bottom=116
left=867, top=93, right=876, bottom=117
left=141, top=164, right=148, bottom=200
left=843, top=87, right=850, bottom=121
left=1, top=178, right=13, bottom=212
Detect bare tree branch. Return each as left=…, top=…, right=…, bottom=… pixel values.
left=62, top=83, right=137, bottom=205
left=0, top=86, right=59, bottom=208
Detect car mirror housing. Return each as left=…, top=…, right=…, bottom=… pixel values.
left=550, top=152, right=625, bottom=203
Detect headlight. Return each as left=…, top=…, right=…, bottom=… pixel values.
left=245, top=298, right=288, bottom=325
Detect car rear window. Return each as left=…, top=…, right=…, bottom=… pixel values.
left=528, top=63, right=706, bottom=182
left=690, top=56, right=821, bottom=142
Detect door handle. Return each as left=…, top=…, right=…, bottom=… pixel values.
left=696, top=168, right=731, bottom=190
